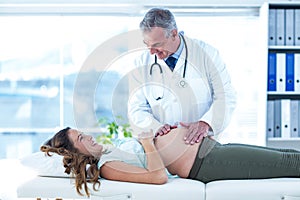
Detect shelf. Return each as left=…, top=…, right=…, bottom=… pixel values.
left=266, top=2, right=300, bottom=150
left=269, top=2, right=300, bottom=8
left=267, top=93, right=300, bottom=100
left=268, top=137, right=300, bottom=141
left=269, top=46, right=300, bottom=51
left=267, top=92, right=300, bottom=95
left=267, top=138, right=300, bottom=150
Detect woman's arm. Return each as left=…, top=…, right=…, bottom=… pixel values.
left=100, top=131, right=168, bottom=184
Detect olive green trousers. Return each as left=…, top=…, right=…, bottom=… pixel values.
left=188, top=137, right=300, bottom=183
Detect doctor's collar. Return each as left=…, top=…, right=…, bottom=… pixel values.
left=164, top=31, right=184, bottom=61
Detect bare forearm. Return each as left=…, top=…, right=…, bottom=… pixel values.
left=142, top=141, right=165, bottom=172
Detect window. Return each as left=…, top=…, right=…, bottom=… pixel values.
left=0, top=3, right=267, bottom=159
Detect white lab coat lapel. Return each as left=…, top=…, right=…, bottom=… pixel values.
left=174, top=35, right=187, bottom=73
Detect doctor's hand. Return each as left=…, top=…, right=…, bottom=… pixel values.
left=180, top=121, right=210, bottom=145
left=155, top=124, right=178, bottom=137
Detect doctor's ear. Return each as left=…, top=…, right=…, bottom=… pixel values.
left=171, top=29, right=178, bottom=38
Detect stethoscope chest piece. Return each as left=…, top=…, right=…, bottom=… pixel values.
left=149, top=33, right=189, bottom=100
left=179, top=79, right=187, bottom=88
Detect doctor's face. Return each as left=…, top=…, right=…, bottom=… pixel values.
left=143, top=27, right=177, bottom=60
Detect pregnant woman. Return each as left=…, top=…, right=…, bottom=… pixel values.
left=41, top=127, right=300, bottom=197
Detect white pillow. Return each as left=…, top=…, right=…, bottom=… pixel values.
left=20, top=151, right=70, bottom=177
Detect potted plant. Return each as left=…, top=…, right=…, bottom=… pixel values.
left=97, top=116, right=132, bottom=144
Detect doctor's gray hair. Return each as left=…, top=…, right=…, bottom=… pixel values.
left=140, top=8, right=177, bottom=38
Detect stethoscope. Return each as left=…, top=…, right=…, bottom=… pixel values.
left=149, top=34, right=188, bottom=89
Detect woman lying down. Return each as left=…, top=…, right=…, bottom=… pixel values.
left=41, top=127, right=300, bottom=197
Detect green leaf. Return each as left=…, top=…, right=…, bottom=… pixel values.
left=97, top=116, right=132, bottom=141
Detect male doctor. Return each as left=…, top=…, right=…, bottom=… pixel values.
left=128, top=8, right=237, bottom=144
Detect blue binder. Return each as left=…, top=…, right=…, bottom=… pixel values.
left=286, top=53, right=294, bottom=91
left=268, top=52, right=276, bottom=91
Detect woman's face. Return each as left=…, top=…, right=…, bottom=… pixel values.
left=67, top=129, right=103, bottom=158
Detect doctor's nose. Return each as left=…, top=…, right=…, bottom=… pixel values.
left=149, top=48, right=158, bottom=55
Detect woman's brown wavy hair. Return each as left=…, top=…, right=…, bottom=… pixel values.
left=40, top=127, right=101, bottom=197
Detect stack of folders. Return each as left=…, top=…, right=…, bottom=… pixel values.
left=267, top=99, right=300, bottom=138
left=269, top=8, right=300, bottom=46
left=268, top=52, right=300, bottom=92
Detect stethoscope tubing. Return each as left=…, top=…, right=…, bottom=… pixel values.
left=149, top=34, right=188, bottom=78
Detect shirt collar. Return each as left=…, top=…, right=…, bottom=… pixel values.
left=165, top=33, right=184, bottom=61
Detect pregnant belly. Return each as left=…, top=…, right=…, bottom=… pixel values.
left=154, top=128, right=200, bottom=178
left=166, top=149, right=198, bottom=178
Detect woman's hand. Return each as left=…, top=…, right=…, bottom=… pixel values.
left=155, top=124, right=178, bottom=137
left=138, top=130, right=154, bottom=144
left=100, top=129, right=167, bottom=185
left=100, top=131, right=167, bottom=184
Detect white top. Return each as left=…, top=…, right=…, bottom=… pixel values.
left=97, top=138, right=147, bottom=170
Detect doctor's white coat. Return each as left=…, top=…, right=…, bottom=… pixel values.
left=127, top=36, right=237, bottom=136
